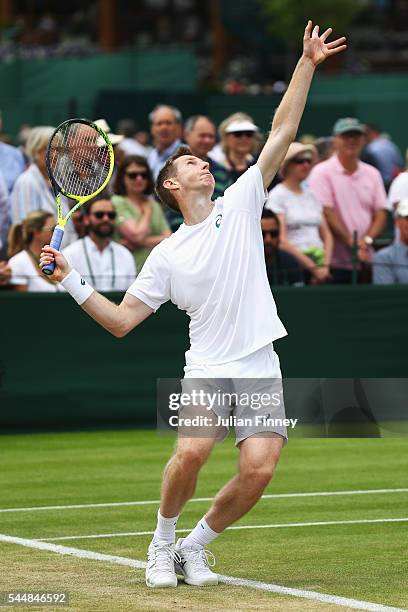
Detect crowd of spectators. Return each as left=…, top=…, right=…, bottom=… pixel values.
left=0, top=105, right=407, bottom=293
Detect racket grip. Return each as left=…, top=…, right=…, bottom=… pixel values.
left=42, top=227, right=64, bottom=276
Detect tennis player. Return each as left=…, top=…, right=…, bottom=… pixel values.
left=40, top=22, right=346, bottom=588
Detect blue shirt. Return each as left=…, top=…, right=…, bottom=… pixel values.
left=366, top=138, right=403, bottom=186
left=148, top=139, right=181, bottom=180
left=0, top=142, right=26, bottom=192
left=373, top=241, right=408, bottom=284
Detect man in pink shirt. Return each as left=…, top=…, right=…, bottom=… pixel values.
left=309, top=117, right=387, bottom=283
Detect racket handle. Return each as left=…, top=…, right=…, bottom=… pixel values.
left=42, top=227, right=65, bottom=276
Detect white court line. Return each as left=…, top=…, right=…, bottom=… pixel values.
left=0, top=533, right=405, bottom=612
left=36, top=517, right=408, bottom=542
left=1, top=488, right=408, bottom=514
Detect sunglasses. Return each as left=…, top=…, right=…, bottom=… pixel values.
left=262, top=229, right=280, bottom=238
left=231, top=131, right=255, bottom=138
left=91, top=211, right=117, bottom=220
left=292, top=157, right=312, bottom=165
left=125, top=171, right=148, bottom=179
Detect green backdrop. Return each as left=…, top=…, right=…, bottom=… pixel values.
left=0, top=286, right=406, bottom=430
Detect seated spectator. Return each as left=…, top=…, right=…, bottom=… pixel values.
left=10, top=126, right=76, bottom=247
left=364, top=124, right=403, bottom=190
left=7, top=210, right=60, bottom=292
left=373, top=199, right=408, bottom=284
left=262, top=210, right=304, bottom=286
left=112, top=156, right=171, bottom=272
left=0, top=140, right=26, bottom=193
left=62, top=196, right=136, bottom=292
left=216, top=113, right=259, bottom=181
left=148, top=105, right=182, bottom=179
left=265, top=142, right=332, bottom=284
left=388, top=148, right=408, bottom=212
left=309, top=118, right=387, bottom=284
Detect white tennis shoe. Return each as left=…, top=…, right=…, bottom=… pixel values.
left=174, top=538, right=218, bottom=586
left=145, top=540, right=180, bottom=588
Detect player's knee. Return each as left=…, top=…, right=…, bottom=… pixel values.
left=175, top=446, right=209, bottom=472
left=240, top=464, right=276, bottom=492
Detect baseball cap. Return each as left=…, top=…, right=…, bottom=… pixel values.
left=396, top=199, right=408, bottom=218
left=332, top=117, right=365, bottom=136
left=225, top=120, right=259, bottom=134
left=93, top=119, right=124, bottom=145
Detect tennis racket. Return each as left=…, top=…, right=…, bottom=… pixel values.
left=42, top=118, right=114, bottom=275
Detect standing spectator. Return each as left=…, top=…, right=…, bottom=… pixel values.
left=112, top=156, right=171, bottom=272
left=309, top=118, right=387, bottom=283
left=62, top=196, right=136, bottom=292
left=217, top=113, right=259, bottom=181
left=373, top=199, right=408, bottom=284
left=7, top=210, right=60, bottom=292
left=262, top=209, right=304, bottom=286
left=364, top=124, right=403, bottom=190
left=10, top=126, right=76, bottom=247
left=148, top=105, right=182, bottom=179
left=0, top=140, right=26, bottom=192
left=117, top=118, right=151, bottom=158
left=388, top=149, right=408, bottom=212
left=184, top=115, right=232, bottom=199
left=266, top=142, right=332, bottom=284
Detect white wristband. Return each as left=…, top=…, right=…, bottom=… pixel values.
left=60, top=269, right=94, bottom=305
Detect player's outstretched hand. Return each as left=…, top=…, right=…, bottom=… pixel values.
left=303, top=20, right=347, bottom=66
left=39, top=245, right=71, bottom=283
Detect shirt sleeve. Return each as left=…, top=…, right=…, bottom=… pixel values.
left=373, top=250, right=396, bottom=285
left=308, top=166, right=335, bottom=208
left=126, top=244, right=170, bottom=311
left=370, top=168, right=387, bottom=210
left=221, top=164, right=267, bottom=218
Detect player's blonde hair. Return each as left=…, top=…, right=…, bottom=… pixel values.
left=26, top=126, right=54, bottom=162
left=7, top=210, right=53, bottom=257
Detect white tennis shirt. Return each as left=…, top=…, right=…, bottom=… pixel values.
left=127, top=165, right=287, bottom=365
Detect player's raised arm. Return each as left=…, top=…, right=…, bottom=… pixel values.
left=257, top=21, right=346, bottom=188
left=40, top=245, right=153, bottom=337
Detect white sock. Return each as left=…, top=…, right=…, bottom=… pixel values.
left=182, top=516, right=220, bottom=549
left=153, top=510, right=179, bottom=544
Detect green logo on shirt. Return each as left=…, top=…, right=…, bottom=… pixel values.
left=215, top=214, right=222, bottom=228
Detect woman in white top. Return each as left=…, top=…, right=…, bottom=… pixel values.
left=7, top=210, right=61, bottom=292
left=265, top=142, right=333, bottom=284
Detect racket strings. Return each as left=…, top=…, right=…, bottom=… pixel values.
left=49, top=122, right=111, bottom=198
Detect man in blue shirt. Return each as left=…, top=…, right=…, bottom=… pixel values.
left=373, top=199, right=408, bottom=284
left=148, top=105, right=182, bottom=180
